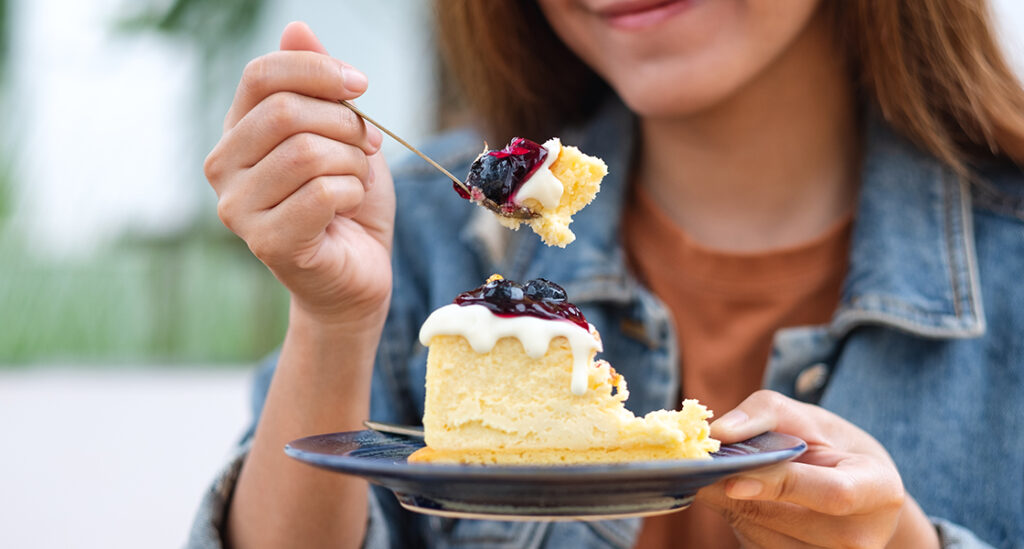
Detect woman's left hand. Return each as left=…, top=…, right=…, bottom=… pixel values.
left=696, top=390, right=941, bottom=548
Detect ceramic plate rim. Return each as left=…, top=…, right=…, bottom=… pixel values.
left=284, top=430, right=807, bottom=481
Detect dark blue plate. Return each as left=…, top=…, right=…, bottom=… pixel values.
left=285, top=430, right=805, bottom=520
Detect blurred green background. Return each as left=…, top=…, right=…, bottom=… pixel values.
left=0, top=0, right=282, bottom=365
left=0, top=0, right=437, bottom=365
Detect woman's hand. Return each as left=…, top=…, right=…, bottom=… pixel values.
left=204, top=21, right=394, bottom=327
left=697, top=390, right=941, bottom=548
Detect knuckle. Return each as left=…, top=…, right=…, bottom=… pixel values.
left=337, top=177, right=366, bottom=212
left=216, top=195, right=238, bottom=230
left=282, top=133, right=322, bottom=170
left=822, top=476, right=859, bottom=515
left=751, top=389, right=787, bottom=411
left=771, top=471, right=795, bottom=502
left=308, top=176, right=334, bottom=205
left=876, top=477, right=907, bottom=516
left=241, top=56, right=270, bottom=94
left=247, top=233, right=284, bottom=265
left=888, top=481, right=907, bottom=509
left=266, top=92, right=300, bottom=129
left=203, top=149, right=224, bottom=183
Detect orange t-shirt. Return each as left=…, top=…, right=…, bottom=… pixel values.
left=624, top=185, right=851, bottom=549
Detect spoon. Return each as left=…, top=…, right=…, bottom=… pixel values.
left=339, top=100, right=538, bottom=220
left=363, top=419, right=425, bottom=439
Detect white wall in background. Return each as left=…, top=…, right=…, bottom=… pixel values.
left=9, top=0, right=199, bottom=257
left=7, top=0, right=435, bottom=258
left=993, top=0, right=1024, bottom=70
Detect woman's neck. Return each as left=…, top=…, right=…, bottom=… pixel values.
left=636, top=9, right=859, bottom=252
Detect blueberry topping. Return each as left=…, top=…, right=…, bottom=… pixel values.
left=463, top=138, right=549, bottom=207
left=524, top=278, right=567, bottom=302
left=454, top=275, right=587, bottom=329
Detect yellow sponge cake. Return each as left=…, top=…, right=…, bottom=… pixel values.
left=458, top=138, right=606, bottom=247
left=409, top=275, right=720, bottom=465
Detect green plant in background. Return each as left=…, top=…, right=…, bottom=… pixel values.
left=0, top=154, right=11, bottom=223
left=118, top=0, right=267, bottom=55
left=0, top=0, right=293, bottom=366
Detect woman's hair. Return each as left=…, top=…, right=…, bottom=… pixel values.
left=435, top=0, right=1024, bottom=174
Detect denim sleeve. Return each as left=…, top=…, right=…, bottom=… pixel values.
left=183, top=439, right=393, bottom=549
left=185, top=440, right=250, bottom=549
left=185, top=222, right=429, bottom=548
left=933, top=517, right=997, bottom=549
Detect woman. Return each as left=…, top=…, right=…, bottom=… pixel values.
left=193, top=1, right=1024, bottom=547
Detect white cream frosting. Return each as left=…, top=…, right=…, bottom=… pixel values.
left=512, top=138, right=563, bottom=210
left=419, top=303, right=601, bottom=395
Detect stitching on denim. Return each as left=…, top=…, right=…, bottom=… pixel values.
left=942, top=169, right=964, bottom=318
left=957, top=177, right=987, bottom=336
left=831, top=301, right=983, bottom=339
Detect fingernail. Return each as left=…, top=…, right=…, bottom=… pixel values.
left=716, top=410, right=748, bottom=430
left=342, top=67, right=368, bottom=91
left=727, top=478, right=762, bottom=499
left=367, top=163, right=375, bottom=188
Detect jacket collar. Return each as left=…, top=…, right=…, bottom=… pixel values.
left=462, top=99, right=985, bottom=339
left=833, top=115, right=985, bottom=338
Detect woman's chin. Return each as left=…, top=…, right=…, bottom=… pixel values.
left=612, top=74, right=740, bottom=120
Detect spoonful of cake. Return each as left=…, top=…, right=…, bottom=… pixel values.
left=341, top=101, right=607, bottom=247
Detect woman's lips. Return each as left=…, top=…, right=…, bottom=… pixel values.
left=597, top=0, right=694, bottom=30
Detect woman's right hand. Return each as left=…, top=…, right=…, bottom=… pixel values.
left=204, top=22, right=395, bottom=327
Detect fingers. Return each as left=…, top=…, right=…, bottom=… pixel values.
left=210, top=92, right=381, bottom=173
left=711, top=390, right=845, bottom=446
left=243, top=175, right=366, bottom=267
left=701, top=391, right=910, bottom=546
left=280, top=21, right=329, bottom=54
left=225, top=50, right=368, bottom=131
left=215, top=133, right=370, bottom=226
left=731, top=521, right=823, bottom=549
left=700, top=480, right=899, bottom=548
left=725, top=458, right=905, bottom=516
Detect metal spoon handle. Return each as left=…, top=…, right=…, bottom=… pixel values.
left=340, top=100, right=470, bottom=194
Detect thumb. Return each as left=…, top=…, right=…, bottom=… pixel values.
left=710, top=390, right=834, bottom=445
left=280, top=21, right=329, bottom=54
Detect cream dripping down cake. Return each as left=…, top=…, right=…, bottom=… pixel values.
left=453, top=138, right=607, bottom=247
left=408, top=275, right=720, bottom=465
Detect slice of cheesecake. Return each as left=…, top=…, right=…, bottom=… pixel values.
left=457, top=138, right=606, bottom=248
left=409, top=275, right=720, bottom=465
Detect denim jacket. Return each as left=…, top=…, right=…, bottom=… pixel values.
left=189, top=99, right=1024, bottom=548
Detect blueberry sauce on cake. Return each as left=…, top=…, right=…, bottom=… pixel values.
left=460, top=138, right=549, bottom=209
left=455, top=136, right=606, bottom=248
left=454, top=277, right=588, bottom=330
left=420, top=274, right=601, bottom=395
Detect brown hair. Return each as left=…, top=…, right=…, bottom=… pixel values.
left=435, top=0, right=1024, bottom=174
